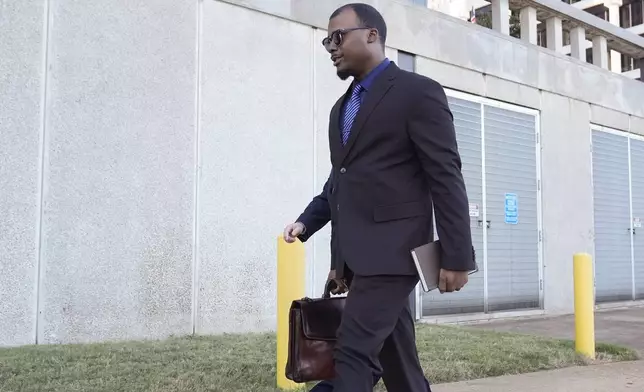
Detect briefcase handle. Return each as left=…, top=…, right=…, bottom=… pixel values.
left=322, top=280, right=334, bottom=299
left=322, top=279, right=348, bottom=299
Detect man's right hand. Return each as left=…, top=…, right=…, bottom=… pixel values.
left=327, top=270, right=348, bottom=295
left=438, top=268, right=469, bottom=294
left=283, top=222, right=305, bottom=243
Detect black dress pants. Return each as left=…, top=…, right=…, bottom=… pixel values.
left=332, top=271, right=431, bottom=392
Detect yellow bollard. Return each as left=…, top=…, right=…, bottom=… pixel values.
left=573, top=252, right=595, bottom=359
left=276, top=235, right=305, bottom=390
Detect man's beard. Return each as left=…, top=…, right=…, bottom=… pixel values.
left=337, top=69, right=351, bottom=81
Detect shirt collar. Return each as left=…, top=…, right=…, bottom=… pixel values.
left=356, top=58, right=390, bottom=91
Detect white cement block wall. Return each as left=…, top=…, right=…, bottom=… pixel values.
left=36, top=0, right=198, bottom=344
left=2, top=0, right=644, bottom=346
left=198, top=0, right=315, bottom=334
left=0, top=0, right=46, bottom=347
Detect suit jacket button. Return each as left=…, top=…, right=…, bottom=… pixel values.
left=340, top=167, right=346, bottom=174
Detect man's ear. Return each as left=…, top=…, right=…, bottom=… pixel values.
left=367, top=29, right=379, bottom=44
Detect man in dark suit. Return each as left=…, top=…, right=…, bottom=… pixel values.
left=284, top=3, right=474, bottom=391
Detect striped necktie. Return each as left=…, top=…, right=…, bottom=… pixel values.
left=341, top=83, right=364, bottom=146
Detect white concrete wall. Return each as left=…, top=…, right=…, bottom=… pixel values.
left=2, top=0, right=644, bottom=346
left=0, top=0, right=46, bottom=347
left=540, top=94, right=593, bottom=314
left=197, top=0, right=315, bottom=334
left=37, top=0, right=198, bottom=344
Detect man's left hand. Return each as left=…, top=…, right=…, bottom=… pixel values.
left=326, top=270, right=348, bottom=295
left=438, top=269, right=469, bottom=294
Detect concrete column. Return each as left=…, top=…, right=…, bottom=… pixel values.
left=607, top=2, right=622, bottom=72
left=570, top=26, right=586, bottom=61
left=592, top=36, right=609, bottom=69
left=520, top=7, right=538, bottom=44
left=546, top=17, right=563, bottom=53
left=491, top=0, right=510, bottom=35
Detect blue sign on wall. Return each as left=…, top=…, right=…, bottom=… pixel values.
left=504, top=193, right=518, bottom=225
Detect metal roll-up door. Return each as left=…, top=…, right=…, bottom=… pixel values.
left=631, top=138, right=644, bottom=299
left=592, top=130, right=632, bottom=302
left=421, top=95, right=485, bottom=316
left=484, top=106, right=540, bottom=312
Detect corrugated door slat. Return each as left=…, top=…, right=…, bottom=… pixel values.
left=592, top=130, right=632, bottom=302
left=484, top=106, right=540, bottom=311
left=631, top=138, right=644, bottom=299
left=421, top=96, right=485, bottom=316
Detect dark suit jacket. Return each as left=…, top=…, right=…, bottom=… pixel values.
left=299, top=62, right=474, bottom=277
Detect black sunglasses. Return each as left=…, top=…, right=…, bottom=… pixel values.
left=322, top=27, right=373, bottom=49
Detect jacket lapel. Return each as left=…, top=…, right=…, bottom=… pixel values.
left=338, top=63, right=397, bottom=165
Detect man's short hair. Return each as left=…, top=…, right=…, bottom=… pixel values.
left=330, top=3, right=387, bottom=47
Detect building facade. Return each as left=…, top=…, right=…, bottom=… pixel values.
left=1, top=0, right=644, bottom=347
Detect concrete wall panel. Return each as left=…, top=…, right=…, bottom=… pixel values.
left=416, top=56, right=486, bottom=97
left=0, top=0, right=45, bottom=347
left=630, top=116, right=644, bottom=137
left=591, top=105, right=630, bottom=131
left=485, top=75, right=541, bottom=109
left=385, top=47, right=398, bottom=62
left=38, top=0, right=196, bottom=344
left=197, top=1, right=314, bottom=333
left=540, top=92, right=593, bottom=314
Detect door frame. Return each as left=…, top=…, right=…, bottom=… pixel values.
left=414, top=89, right=544, bottom=317
left=591, top=124, right=644, bottom=301
left=631, top=131, right=644, bottom=300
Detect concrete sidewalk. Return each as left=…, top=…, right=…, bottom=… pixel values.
left=468, top=306, right=644, bottom=354
left=435, top=360, right=644, bottom=392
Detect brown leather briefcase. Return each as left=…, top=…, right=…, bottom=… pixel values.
left=285, top=282, right=345, bottom=383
